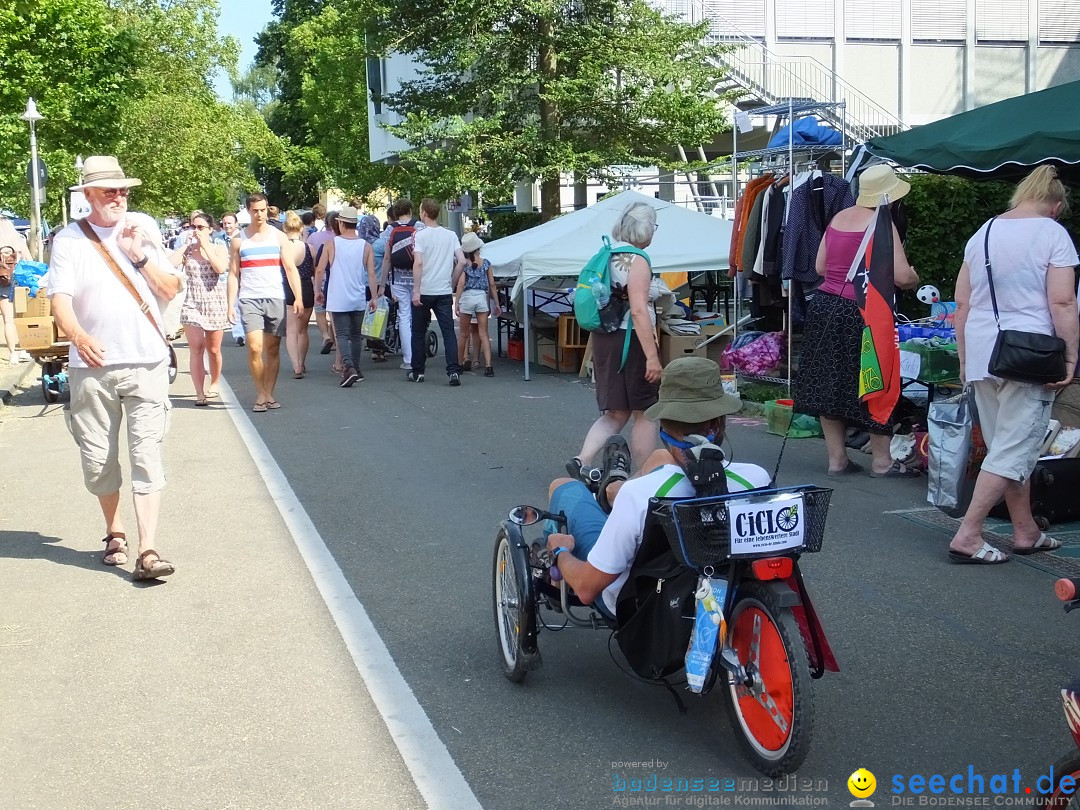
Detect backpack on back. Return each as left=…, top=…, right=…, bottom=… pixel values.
left=388, top=219, right=419, bottom=271
left=572, top=235, right=650, bottom=333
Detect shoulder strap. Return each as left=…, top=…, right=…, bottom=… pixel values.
left=983, top=217, right=1001, bottom=329
left=77, top=219, right=169, bottom=348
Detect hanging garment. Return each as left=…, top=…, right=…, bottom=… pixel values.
left=730, top=174, right=774, bottom=275
left=781, top=173, right=854, bottom=284
left=761, top=183, right=788, bottom=278
left=740, top=191, right=767, bottom=277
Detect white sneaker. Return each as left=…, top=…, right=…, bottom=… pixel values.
left=399, top=362, right=411, bottom=370
left=13, top=350, right=31, bottom=363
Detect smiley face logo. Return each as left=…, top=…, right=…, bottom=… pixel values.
left=848, top=768, right=877, bottom=799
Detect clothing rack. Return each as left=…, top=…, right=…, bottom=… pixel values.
left=730, top=99, right=848, bottom=394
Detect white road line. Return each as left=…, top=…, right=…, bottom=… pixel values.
left=218, top=377, right=482, bottom=810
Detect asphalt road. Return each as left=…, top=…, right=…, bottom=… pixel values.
left=222, top=333, right=1074, bottom=809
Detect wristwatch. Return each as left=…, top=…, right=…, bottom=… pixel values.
left=132, top=255, right=148, bottom=270
left=553, top=546, right=570, bottom=563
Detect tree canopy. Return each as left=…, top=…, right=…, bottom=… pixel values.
left=0, top=0, right=285, bottom=221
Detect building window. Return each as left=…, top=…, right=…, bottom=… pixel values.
left=367, top=57, right=384, bottom=115
left=775, top=0, right=835, bottom=39
left=1040, top=0, right=1080, bottom=43
left=911, top=0, right=966, bottom=42
left=707, top=0, right=766, bottom=39
left=846, top=0, right=902, bottom=40
left=977, top=0, right=1028, bottom=42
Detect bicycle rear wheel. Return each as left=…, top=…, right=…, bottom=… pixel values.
left=723, top=581, right=813, bottom=776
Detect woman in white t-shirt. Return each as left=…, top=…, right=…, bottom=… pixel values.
left=949, top=165, right=1079, bottom=565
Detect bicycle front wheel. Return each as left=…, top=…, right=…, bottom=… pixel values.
left=723, top=581, right=813, bottom=777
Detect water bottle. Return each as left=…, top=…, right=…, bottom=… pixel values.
left=591, top=279, right=609, bottom=308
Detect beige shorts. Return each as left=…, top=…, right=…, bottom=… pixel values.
left=66, top=360, right=172, bottom=496
left=972, top=377, right=1054, bottom=482
left=458, top=289, right=489, bottom=315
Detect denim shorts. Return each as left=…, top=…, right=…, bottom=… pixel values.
left=546, top=480, right=608, bottom=561
left=0, top=282, right=13, bottom=302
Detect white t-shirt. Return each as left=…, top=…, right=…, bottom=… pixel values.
left=962, top=217, right=1080, bottom=383
left=326, top=237, right=370, bottom=312
left=588, top=462, right=772, bottom=614
left=414, top=226, right=461, bottom=296
left=609, top=242, right=660, bottom=329
left=48, top=213, right=182, bottom=369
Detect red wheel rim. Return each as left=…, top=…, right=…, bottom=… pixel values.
left=1046, top=770, right=1080, bottom=809
left=730, top=605, right=794, bottom=752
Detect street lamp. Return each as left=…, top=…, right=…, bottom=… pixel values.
left=21, top=98, right=44, bottom=262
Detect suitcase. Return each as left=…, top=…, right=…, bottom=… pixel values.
left=989, top=458, right=1080, bottom=529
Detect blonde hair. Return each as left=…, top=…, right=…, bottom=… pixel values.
left=284, top=210, right=304, bottom=237
left=611, top=201, right=657, bottom=246
left=1011, top=165, right=1069, bottom=215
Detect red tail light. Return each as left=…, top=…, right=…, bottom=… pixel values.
left=750, top=557, right=793, bottom=581
left=1056, top=578, right=1078, bottom=601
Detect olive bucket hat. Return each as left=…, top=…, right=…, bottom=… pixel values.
left=644, top=357, right=742, bottom=423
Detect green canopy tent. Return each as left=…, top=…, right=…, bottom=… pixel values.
left=864, top=80, right=1080, bottom=183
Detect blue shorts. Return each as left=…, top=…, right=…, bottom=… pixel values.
left=547, top=480, right=607, bottom=562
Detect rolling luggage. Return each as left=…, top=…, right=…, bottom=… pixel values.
left=989, top=457, right=1080, bottom=529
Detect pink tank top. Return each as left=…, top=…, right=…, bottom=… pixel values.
left=818, top=226, right=862, bottom=301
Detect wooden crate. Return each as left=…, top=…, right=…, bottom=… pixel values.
left=557, top=313, right=587, bottom=349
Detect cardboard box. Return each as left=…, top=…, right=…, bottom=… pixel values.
left=15, top=316, right=55, bottom=350
left=13, top=286, right=29, bottom=315
left=699, top=329, right=731, bottom=365
left=537, top=336, right=581, bottom=372
left=23, top=289, right=50, bottom=318
left=660, top=333, right=706, bottom=366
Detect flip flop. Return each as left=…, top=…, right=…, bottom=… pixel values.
left=293, top=371, right=304, bottom=379
left=827, top=460, right=864, bottom=477
left=1013, top=533, right=1063, bottom=555
left=266, top=400, right=282, bottom=409
left=194, top=398, right=209, bottom=407
left=871, top=460, right=921, bottom=479
left=948, top=541, right=1009, bottom=565
left=252, top=402, right=268, bottom=413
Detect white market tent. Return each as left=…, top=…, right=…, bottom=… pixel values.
left=482, top=189, right=734, bottom=379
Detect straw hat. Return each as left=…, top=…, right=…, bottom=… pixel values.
left=856, top=165, right=910, bottom=208
left=461, top=232, right=485, bottom=253
left=69, top=156, right=142, bottom=191
left=337, top=205, right=359, bottom=224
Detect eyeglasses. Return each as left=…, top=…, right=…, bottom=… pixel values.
left=193, top=225, right=210, bottom=231
left=98, top=188, right=130, bottom=200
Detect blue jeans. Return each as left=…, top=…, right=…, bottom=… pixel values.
left=411, top=294, right=460, bottom=376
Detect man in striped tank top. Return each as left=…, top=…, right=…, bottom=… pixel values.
left=227, top=193, right=304, bottom=412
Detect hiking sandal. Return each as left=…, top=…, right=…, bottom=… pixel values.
left=132, top=550, right=176, bottom=581
left=102, top=533, right=128, bottom=566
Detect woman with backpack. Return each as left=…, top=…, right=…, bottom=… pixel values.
left=566, top=201, right=663, bottom=502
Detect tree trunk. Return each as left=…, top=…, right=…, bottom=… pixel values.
left=538, top=18, right=559, bottom=222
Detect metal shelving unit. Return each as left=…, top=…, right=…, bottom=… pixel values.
left=730, top=99, right=848, bottom=394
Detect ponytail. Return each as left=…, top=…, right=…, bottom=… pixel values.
left=1011, top=165, right=1069, bottom=215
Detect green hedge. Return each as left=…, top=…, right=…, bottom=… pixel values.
left=490, top=211, right=542, bottom=240
left=898, top=174, right=1080, bottom=315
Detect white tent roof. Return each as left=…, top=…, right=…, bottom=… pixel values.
left=484, top=190, right=733, bottom=288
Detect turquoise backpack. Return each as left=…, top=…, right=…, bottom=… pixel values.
left=572, top=236, right=651, bottom=370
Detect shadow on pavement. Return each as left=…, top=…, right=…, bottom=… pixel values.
left=0, top=530, right=134, bottom=582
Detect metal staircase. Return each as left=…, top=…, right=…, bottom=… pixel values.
left=662, top=0, right=909, bottom=143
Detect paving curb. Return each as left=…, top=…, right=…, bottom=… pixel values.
left=0, top=361, right=39, bottom=409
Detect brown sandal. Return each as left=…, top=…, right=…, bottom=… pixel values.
left=102, top=533, right=128, bottom=566
left=133, top=550, right=175, bottom=581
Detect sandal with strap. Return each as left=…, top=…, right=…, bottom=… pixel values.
left=102, top=533, right=128, bottom=566
left=948, top=541, right=1009, bottom=565
left=1013, top=533, right=1063, bottom=555
left=133, top=550, right=176, bottom=581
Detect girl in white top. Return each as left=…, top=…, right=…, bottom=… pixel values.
left=949, top=165, right=1079, bottom=566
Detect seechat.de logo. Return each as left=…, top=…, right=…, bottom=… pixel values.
left=848, top=768, right=877, bottom=807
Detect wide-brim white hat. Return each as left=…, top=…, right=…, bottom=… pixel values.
left=69, top=155, right=142, bottom=191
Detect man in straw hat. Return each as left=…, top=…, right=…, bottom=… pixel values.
left=541, top=357, right=769, bottom=616
left=49, top=155, right=185, bottom=580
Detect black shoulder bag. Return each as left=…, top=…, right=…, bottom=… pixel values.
left=984, top=217, right=1066, bottom=385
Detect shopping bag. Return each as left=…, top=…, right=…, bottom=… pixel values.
left=361, top=297, right=389, bottom=341
left=927, top=388, right=986, bottom=517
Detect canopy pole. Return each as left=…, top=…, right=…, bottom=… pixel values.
left=523, top=279, right=532, bottom=382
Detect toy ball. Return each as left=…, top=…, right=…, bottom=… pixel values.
left=916, top=285, right=941, bottom=305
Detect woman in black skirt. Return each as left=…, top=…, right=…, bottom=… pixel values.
left=794, top=165, right=921, bottom=477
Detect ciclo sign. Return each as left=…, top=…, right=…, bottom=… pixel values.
left=727, top=494, right=805, bottom=556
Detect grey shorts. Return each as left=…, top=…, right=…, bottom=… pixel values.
left=458, top=289, right=489, bottom=315
left=240, top=298, right=286, bottom=337
left=972, top=377, right=1054, bottom=482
